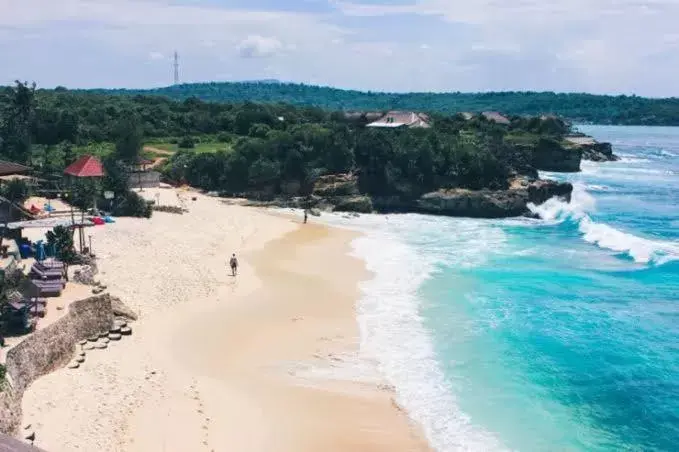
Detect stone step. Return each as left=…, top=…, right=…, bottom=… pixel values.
left=120, top=326, right=132, bottom=336
left=67, top=361, right=80, bottom=369
left=109, top=333, right=122, bottom=341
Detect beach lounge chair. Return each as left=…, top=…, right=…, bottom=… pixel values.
left=30, top=279, right=65, bottom=296
left=6, top=291, right=47, bottom=318
left=30, top=264, right=65, bottom=280
left=8, top=300, right=46, bottom=317
left=36, top=259, right=65, bottom=270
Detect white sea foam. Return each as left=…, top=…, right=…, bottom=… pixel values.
left=318, top=212, right=508, bottom=451
left=586, top=184, right=613, bottom=192
left=529, top=184, right=679, bottom=265
left=618, top=156, right=651, bottom=163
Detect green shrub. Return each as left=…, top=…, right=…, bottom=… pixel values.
left=114, top=191, right=152, bottom=218
left=46, top=225, right=77, bottom=263
left=1, top=179, right=31, bottom=203
left=178, top=136, right=195, bottom=149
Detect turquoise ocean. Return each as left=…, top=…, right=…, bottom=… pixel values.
left=322, top=126, right=679, bottom=451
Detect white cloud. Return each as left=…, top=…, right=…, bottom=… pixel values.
left=148, top=51, right=165, bottom=61
left=238, top=35, right=284, bottom=59
left=2, top=0, right=679, bottom=94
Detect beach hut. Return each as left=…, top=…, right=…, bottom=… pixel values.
left=63, top=155, right=104, bottom=252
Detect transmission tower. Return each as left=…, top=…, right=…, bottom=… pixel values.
left=173, top=51, right=180, bottom=85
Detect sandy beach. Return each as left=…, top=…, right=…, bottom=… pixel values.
left=19, top=188, right=428, bottom=452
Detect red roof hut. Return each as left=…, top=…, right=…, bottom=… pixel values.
left=64, top=155, right=104, bottom=178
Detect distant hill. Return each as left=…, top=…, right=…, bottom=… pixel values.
left=83, top=82, right=679, bottom=126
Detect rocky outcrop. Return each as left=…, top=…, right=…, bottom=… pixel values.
left=333, top=195, right=373, bottom=213
left=532, top=138, right=582, bottom=172
left=414, top=179, right=572, bottom=218
left=527, top=179, right=573, bottom=204
left=312, top=173, right=360, bottom=197
left=564, top=135, right=618, bottom=162
left=243, top=173, right=572, bottom=219
left=580, top=142, right=618, bottom=162
left=416, top=189, right=528, bottom=218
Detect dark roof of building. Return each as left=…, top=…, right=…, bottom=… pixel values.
left=0, top=160, right=31, bottom=177
left=64, top=155, right=104, bottom=178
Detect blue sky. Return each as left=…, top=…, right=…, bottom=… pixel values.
left=1, top=0, right=679, bottom=96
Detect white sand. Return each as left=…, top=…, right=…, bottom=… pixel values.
left=20, top=188, right=428, bottom=452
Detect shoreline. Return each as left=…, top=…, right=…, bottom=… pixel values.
left=18, top=189, right=429, bottom=451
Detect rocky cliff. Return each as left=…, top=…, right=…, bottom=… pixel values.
left=244, top=173, right=572, bottom=219
left=531, top=138, right=582, bottom=172
left=267, top=174, right=572, bottom=219
left=414, top=179, right=572, bottom=218
left=564, top=135, right=619, bottom=162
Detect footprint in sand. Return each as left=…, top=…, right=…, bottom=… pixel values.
left=190, top=383, right=211, bottom=449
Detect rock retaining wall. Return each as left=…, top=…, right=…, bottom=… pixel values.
left=0, top=294, right=115, bottom=435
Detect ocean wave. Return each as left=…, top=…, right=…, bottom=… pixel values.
left=617, top=156, right=651, bottom=163
left=319, top=213, right=507, bottom=451
left=529, top=185, right=679, bottom=265
left=586, top=184, right=613, bottom=192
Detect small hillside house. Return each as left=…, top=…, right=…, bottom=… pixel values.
left=366, top=111, right=431, bottom=129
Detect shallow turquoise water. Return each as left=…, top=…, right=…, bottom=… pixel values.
left=323, top=126, right=679, bottom=451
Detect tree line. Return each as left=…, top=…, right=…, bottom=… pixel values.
left=88, top=82, right=679, bottom=126
left=0, top=81, right=573, bottom=204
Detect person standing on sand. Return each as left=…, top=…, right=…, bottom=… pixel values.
left=229, top=253, right=238, bottom=276
left=304, top=209, right=308, bottom=224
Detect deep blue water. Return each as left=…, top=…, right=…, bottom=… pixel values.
left=323, top=126, right=679, bottom=451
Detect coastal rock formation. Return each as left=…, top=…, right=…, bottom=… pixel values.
left=415, top=179, right=572, bottom=218
left=531, top=138, right=582, bottom=172
left=333, top=195, right=373, bottom=213
left=243, top=173, right=572, bottom=219
left=580, top=142, right=619, bottom=162
left=312, top=173, right=360, bottom=198
left=565, top=135, right=619, bottom=162
left=416, top=189, right=528, bottom=218
left=527, top=179, right=573, bottom=204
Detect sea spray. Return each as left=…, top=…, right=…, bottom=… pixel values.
left=529, top=184, right=679, bottom=265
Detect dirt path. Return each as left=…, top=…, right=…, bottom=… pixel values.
left=143, top=146, right=174, bottom=156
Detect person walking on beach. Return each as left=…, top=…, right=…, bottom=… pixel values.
left=304, top=209, right=308, bottom=224
left=229, top=253, right=239, bottom=276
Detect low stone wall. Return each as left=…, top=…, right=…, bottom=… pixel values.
left=0, top=294, right=115, bottom=435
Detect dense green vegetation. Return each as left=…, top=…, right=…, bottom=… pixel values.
left=0, top=82, right=152, bottom=217
left=0, top=81, right=576, bottom=204
left=89, top=82, right=679, bottom=126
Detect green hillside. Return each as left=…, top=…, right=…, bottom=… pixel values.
left=83, top=82, right=679, bottom=126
